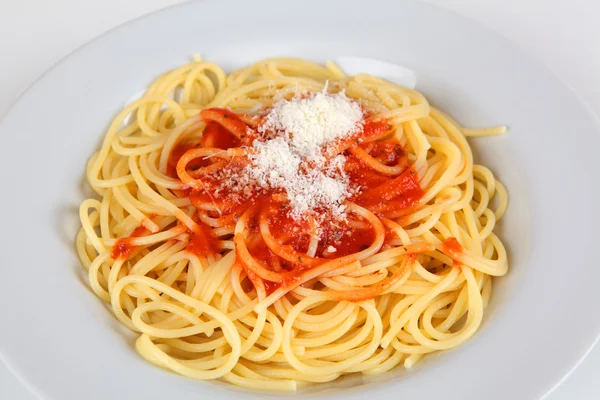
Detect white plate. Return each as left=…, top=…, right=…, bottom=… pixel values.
left=1, top=0, right=599, bottom=399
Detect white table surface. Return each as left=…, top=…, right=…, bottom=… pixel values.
left=1, top=0, right=599, bottom=398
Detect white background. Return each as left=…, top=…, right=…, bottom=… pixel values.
left=0, top=0, right=598, bottom=398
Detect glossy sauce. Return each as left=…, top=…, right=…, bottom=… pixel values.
left=266, top=207, right=312, bottom=255
left=186, top=223, right=219, bottom=257
left=319, top=223, right=377, bottom=257
left=167, top=142, right=202, bottom=179
left=263, top=279, right=281, bottom=296
left=111, top=225, right=150, bottom=260
left=200, top=108, right=255, bottom=145
left=164, top=108, right=426, bottom=294
left=361, top=119, right=394, bottom=139
left=200, top=121, right=241, bottom=149
left=351, top=166, right=423, bottom=211
left=366, top=142, right=407, bottom=165
left=263, top=274, right=305, bottom=296
left=442, top=237, right=463, bottom=256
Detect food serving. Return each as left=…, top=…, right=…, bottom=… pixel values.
left=77, top=57, right=508, bottom=390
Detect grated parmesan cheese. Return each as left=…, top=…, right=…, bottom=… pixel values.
left=217, top=88, right=364, bottom=222
left=259, top=89, right=364, bottom=155
left=248, top=137, right=301, bottom=189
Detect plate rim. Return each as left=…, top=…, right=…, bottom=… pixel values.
left=1, top=1, right=599, bottom=399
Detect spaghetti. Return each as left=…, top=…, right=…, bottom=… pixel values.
left=77, top=57, right=508, bottom=390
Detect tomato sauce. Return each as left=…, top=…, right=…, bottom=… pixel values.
left=351, top=167, right=423, bottom=211
left=111, top=239, right=135, bottom=260
left=266, top=207, right=312, bottom=254
left=442, top=237, right=463, bottom=256
left=319, top=223, right=377, bottom=258
left=365, top=142, right=407, bottom=166
left=263, top=274, right=304, bottom=296
left=247, top=240, right=282, bottom=271
left=163, top=107, right=427, bottom=296
left=111, top=224, right=151, bottom=260
left=186, top=223, right=219, bottom=257
left=167, top=142, right=204, bottom=179
left=263, top=280, right=281, bottom=296
left=362, top=119, right=393, bottom=139
left=200, top=121, right=240, bottom=149
left=200, top=108, right=255, bottom=145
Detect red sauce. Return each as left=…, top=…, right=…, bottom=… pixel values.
left=365, top=142, right=407, bottom=166
left=167, top=110, right=242, bottom=179
left=248, top=240, right=281, bottom=270
left=345, top=157, right=390, bottom=188
left=111, top=224, right=151, bottom=260
left=345, top=141, right=414, bottom=205
left=200, top=121, right=241, bottom=149
left=264, top=275, right=305, bottom=296
left=111, top=239, right=135, bottom=260
left=167, top=142, right=204, bottom=179
left=164, top=108, right=427, bottom=297
left=327, top=118, right=393, bottom=155
left=263, top=204, right=378, bottom=259
left=382, top=226, right=398, bottom=247
left=442, top=237, right=463, bottom=256
left=319, top=223, right=377, bottom=258
left=241, top=277, right=254, bottom=293
left=267, top=206, right=312, bottom=254
left=200, top=108, right=255, bottom=145
left=186, top=160, right=257, bottom=212
left=186, top=223, right=219, bottom=257
left=352, top=167, right=423, bottom=211
left=361, top=119, right=394, bottom=139
left=245, top=266, right=303, bottom=296
left=263, top=280, right=281, bottom=296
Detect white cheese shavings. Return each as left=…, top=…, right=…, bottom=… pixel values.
left=248, top=137, right=301, bottom=189
left=259, top=89, right=364, bottom=156
left=246, top=138, right=352, bottom=220
left=218, top=89, right=364, bottom=222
